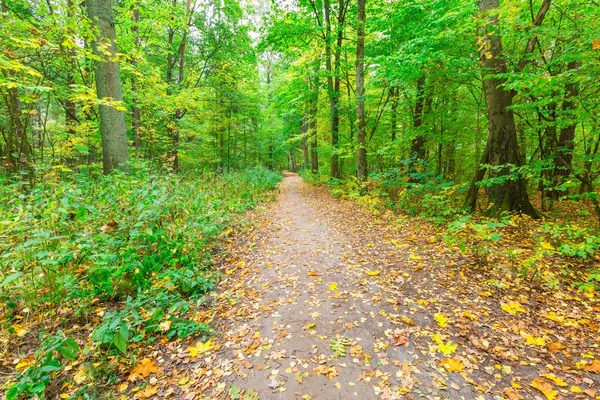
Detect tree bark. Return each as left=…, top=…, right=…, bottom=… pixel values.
left=86, top=0, right=129, bottom=173
left=408, top=76, right=426, bottom=182
left=131, top=4, right=142, bottom=148
left=475, top=0, right=539, bottom=218
left=309, top=66, right=319, bottom=173
left=355, top=0, right=367, bottom=181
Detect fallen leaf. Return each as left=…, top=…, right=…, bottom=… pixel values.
left=501, top=302, right=526, bottom=315
left=365, top=270, right=380, bottom=276
left=530, top=378, right=557, bottom=400
left=434, top=313, right=449, bottom=328
left=440, top=358, right=464, bottom=372
left=188, top=339, right=215, bottom=357
left=138, top=385, right=158, bottom=398
left=129, top=358, right=159, bottom=381
left=504, top=388, right=524, bottom=400
left=392, top=335, right=408, bottom=346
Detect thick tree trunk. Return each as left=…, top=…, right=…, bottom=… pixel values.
left=355, top=0, right=367, bottom=181
left=476, top=0, right=539, bottom=218
left=86, top=0, right=129, bottom=174
left=301, top=117, right=310, bottom=169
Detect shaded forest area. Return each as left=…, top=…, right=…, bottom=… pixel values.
left=1, top=0, right=599, bottom=398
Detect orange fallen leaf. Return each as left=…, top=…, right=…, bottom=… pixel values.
left=504, top=388, right=524, bottom=400
left=578, top=360, right=600, bottom=374
left=531, top=378, right=557, bottom=400
left=440, top=358, right=464, bottom=372
left=129, top=358, right=159, bottom=381
left=392, top=335, right=408, bottom=346
left=547, top=342, right=566, bottom=353
left=138, top=385, right=158, bottom=398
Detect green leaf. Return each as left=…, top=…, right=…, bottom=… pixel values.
left=113, top=331, right=127, bottom=354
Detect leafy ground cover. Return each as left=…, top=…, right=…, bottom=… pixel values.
left=0, top=164, right=281, bottom=399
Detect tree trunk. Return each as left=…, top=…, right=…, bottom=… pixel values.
left=476, top=0, right=539, bottom=218
left=86, top=0, right=129, bottom=174
left=408, top=76, right=426, bottom=182
left=355, top=0, right=367, bottom=181
left=390, top=87, right=398, bottom=142
left=309, top=66, right=319, bottom=173
left=548, top=61, right=579, bottom=200
left=131, top=4, right=142, bottom=148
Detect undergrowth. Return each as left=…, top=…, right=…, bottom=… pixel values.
left=0, top=163, right=281, bottom=399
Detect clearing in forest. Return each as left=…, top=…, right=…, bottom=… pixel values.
left=134, top=174, right=599, bottom=400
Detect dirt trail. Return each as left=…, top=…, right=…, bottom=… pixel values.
left=202, top=174, right=476, bottom=400
left=163, top=173, right=598, bottom=400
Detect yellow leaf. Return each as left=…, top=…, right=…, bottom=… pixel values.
left=504, top=388, right=524, bottom=400
left=434, top=313, right=449, bottom=328
left=118, top=382, right=128, bottom=392
left=525, top=335, right=546, bottom=346
left=365, top=270, right=380, bottom=276
left=545, top=312, right=564, bottom=323
left=440, top=358, right=464, bottom=372
left=571, top=386, right=582, bottom=393
left=501, top=302, right=526, bottom=315
left=540, top=242, right=555, bottom=250
left=401, top=316, right=415, bottom=326
left=544, top=373, right=567, bottom=387
left=138, top=385, right=158, bottom=398
left=479, top=291, right=492, bottom=297
left=438, top=341, right=458, bottom=355
left=530, top=378, right=557, bottom=400
left=188, top=339, right=215, bottom=357
left=60, top=394, right=70, bottom=399
left=11, top=324, right=28, bottom=337
left=15, top=358, right=35, bottom=371
left=73, top=368, right=88, bottom=384
left=328, top=283, right=338, bottom=291
left=303, top=323, right=316, bottom=330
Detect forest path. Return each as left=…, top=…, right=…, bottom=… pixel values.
left=158, top=173, right=599, bottom=400
left=195, top=174, right=477, bottom=400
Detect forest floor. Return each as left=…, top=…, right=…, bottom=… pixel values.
left=124, top=173, right=599, bottom=400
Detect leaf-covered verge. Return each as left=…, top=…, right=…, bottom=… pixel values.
left=0, top=164, right=281, bottom=399
left=302, top=171, right=600, bottom=294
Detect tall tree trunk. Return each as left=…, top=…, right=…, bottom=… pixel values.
left=85, top=0, right=129, bottom=174
left=408, top=76, right=426, bottom=182
left=301, top=116, right=310, bottom=169
left=309, top=68, right=319, bottom=173
left=548, top=61, right=579, bottom=200
left=390, top=87, right=398, bottom=142
left=131, top=4, right=141, bottom=148
left=355, top=0, right=367, bottom=181
left=475, top=0, right=539, bottom=218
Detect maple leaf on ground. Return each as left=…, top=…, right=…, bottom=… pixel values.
left=501, top=302, right=526, bottom=315
left=440, top=358, right=464, bottom=372
left=504, top=388, right=524, bottom=400
left=401, top=316, right=415, bottom=326
left=392, top=335, right=408, bottom=346
left=138, top=385, right=158, bottom=398
left=531, top=378, right=557, bottom=400
left=129, top=358, right=159, bottom=381
left=525, top=335, right=546, bottom=346
left=577, top=360, right=600, bottom=373
left=547, top=341, right=566, bottom=353
left=434, top=313, right=449, bottom=328
left=188, top=339, right=215, bottom=357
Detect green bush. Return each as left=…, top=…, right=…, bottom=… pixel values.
left=0, top=163, right=281, bottom=399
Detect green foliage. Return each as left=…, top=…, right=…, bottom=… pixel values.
left=1, top=163, right=281, bottom=398
left=446, top=216, right=505, bottom=267
left=6, top=332, right=79, bottom=400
